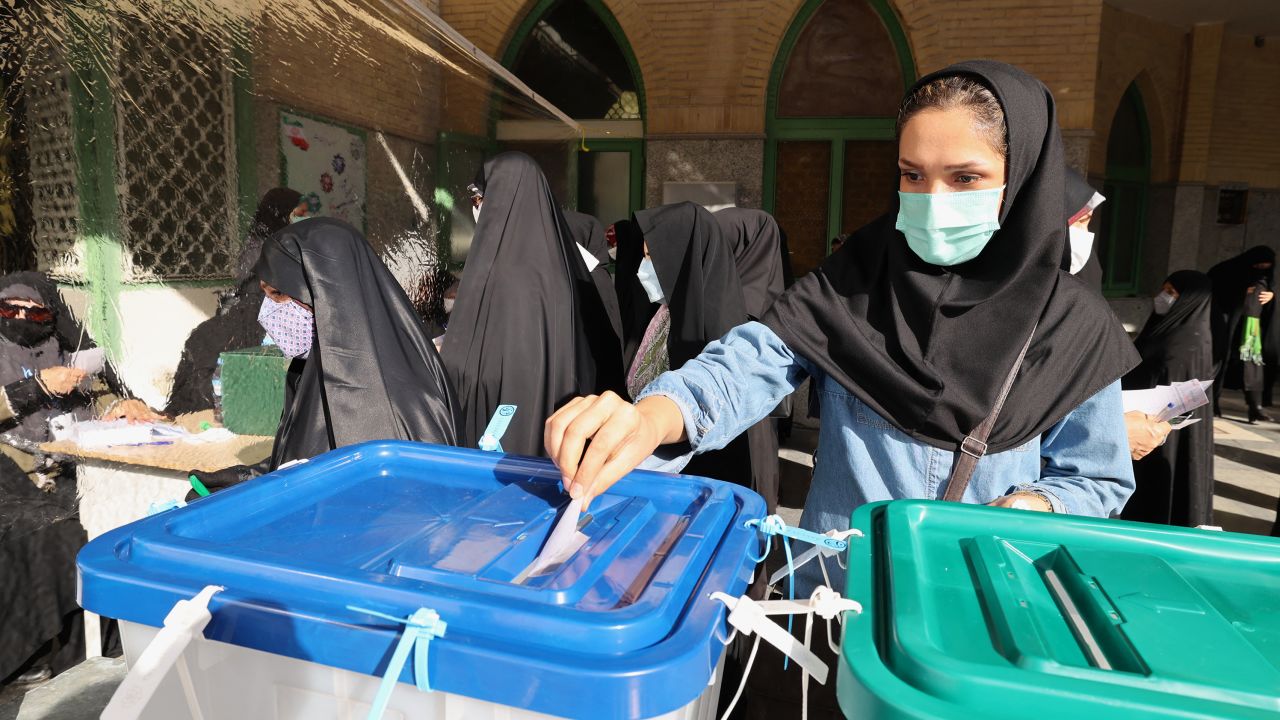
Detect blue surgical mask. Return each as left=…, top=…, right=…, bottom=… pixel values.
left=635, top=257, right=665, bottom=304
left=895, top=186, right=1005, bottom=266
left=290, top=214, right=307, bottom=224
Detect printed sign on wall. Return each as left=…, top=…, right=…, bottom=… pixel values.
left=280, top=110, right=366, bottom=232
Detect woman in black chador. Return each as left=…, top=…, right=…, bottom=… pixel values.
left=1208, top=245, right=1275, bottom=421
left=1121, top=271, right=1215, bottom=527
left=254, top=217, right=461, bottom=469
left=442, top=153, right=623, bottom=456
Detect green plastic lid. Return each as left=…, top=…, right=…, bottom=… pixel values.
left=839, top=501, right=1280, bottom=720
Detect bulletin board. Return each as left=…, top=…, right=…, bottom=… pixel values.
left=279, top=110, right=367, bottom=232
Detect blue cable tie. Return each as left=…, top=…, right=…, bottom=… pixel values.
left=478, top=404, right=517, bottom=452
left=347, top=606, right=448, bottom=720
left=746, top=515, right=847, bottom=552
left=746, top=515, right=841, bottom=671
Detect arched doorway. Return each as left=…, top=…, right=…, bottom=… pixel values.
left=1098, top=81, right=1151, bottom=295
left=502, top=0, right=644, bottom=224
left=764, top=0, right=914, bottom=277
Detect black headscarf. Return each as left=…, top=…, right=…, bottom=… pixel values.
left=442, top=153, right=622, bottom=456
left=254, top=218, right=461, bottom=469
left=0, top=273, right=131, bottom=437
left=1122, top=270, right=1215, bottom=527
left=715, top=208, right=786, bottom=320
left=1063, top=168, right=1104, bottom=293
left=615, top=202, right=778, bottom=506
left=234, top=188, right=302, bottom=281
left=762, top=61, right=1138, bottom=453
left=563, top=209, right=623, bottom=343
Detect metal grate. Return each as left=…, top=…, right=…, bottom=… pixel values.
left=26, top=48, right=83, bottom=279
left=113, top=18, right=238, bottom=279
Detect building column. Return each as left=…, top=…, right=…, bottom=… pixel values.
left=1166, top=23, right=1224, bottom=274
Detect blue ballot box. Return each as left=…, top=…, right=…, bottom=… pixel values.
left=79, top=441, right=766, bottom=720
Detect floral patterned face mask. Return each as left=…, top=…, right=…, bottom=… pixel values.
left=258, top=296, right=315, bottom=359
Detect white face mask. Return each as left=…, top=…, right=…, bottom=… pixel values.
left=443, top=298, right=455, bottom=314
left=1067, top=225, right=1094, bottom=275
left=472, top=204, right=481, bottom=224
left=1152, top=291, right=1177, bottom=316
left=635, top=257, right=665, bottom=304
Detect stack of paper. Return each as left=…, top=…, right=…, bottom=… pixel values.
left=1122, top=379, right=1213, bottom=428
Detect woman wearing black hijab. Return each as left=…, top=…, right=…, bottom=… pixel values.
left=443, top=153, right=622, bottom=456
left=548, top=60, right=1138, bottom=718
left=548, top=61, right=1137, bottom=558
left=1121, top=271, right=1215, bottom=526
left=715, top=207, right=787, bottom=320
left=1208, top=245, right=1275, bottom=421
left=612, top=203, right=778, bottom=507
left=0, top=273, right=156, bottom=684
left=563, top=208, right=623, bottom=344
left=254, top=217, right=460, bottom=468
left=1063, top=168, right=1105, bottom=292
left=166, top=188, right=304, bottom=415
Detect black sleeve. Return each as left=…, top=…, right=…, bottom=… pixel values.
left=4, top=376, right=54, bottom=419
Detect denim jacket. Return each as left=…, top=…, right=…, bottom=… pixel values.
left=638, top=321, right=1135, bottom=593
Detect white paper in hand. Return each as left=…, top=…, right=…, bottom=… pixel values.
left=1122, top=379, right=1213, bottom=422
left=518, top=497, right=589, bottom=582
left=68, top=347, right=106, bottom=375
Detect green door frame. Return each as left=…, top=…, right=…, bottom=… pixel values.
left=763, top=0, right=914, bottom=252
left=1101, top=82, right=1151, bottom=297
left=499, top=0, right=647, bottom=217
left=578, top=137, right=644, bottom=217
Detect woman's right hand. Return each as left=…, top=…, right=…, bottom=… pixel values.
left=1124, top=411, right=1171, bottom=461
left=38, top=366, right=87, bottom=396
left=544, top=392, right=686, bottom=510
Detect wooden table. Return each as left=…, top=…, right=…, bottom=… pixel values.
left=40, top=412, right=272, bottom=657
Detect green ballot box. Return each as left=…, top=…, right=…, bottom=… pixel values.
left=839, top=500, right=1280, bottom=720
left=218, top=346, right=287, bottom=437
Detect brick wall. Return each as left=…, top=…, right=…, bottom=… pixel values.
left=896, top=0, right=1104, bottom=130
left=1207, top=34, right=1280, bottom=189
left=1089, top=4, right=1186, bottom=182
left=253, top=4, right=443, bottom=145
left=443, top=0, right=1106, bottom=136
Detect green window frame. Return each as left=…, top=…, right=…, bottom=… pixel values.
left=1100, top=82, right=1151, bottom=297
left=500, top=0, right=646, bottom=217
left=763, top=0, right=915, bottom=253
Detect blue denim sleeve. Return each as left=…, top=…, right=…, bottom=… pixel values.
left=1023, top=380, right=1135, bottom=517
left=635, top=321, right=810, bottom=472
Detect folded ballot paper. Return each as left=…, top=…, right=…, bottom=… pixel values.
left=514, top=496, right=590, bottom=584
left=1122, top=379, right=1213, bottom=429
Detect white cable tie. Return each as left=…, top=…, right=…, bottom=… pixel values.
left=102, top=585, right=224, bottom=720
left=710, top=592, right=830, bottom=685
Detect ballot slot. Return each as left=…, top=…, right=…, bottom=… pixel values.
left=964, top=536, right=1145, bottom=675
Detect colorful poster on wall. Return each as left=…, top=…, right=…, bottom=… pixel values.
left=280, top=110, right=366, bottom=232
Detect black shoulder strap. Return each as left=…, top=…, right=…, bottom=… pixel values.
left=942, top=325, right=1038, bottom=503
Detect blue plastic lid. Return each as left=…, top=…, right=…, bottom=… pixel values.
left=79, top=442, right=766, bottom=719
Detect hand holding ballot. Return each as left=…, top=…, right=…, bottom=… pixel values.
left=1122, top=379, right=1212, bottom=424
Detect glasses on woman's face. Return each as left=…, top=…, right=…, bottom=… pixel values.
left=0, top=302, right=54, bottom=323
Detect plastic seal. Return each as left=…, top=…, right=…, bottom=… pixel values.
left=347, top=605, right=448, bottom=720
left=479, top=404, right=517, bottom=452
left=101, top=585, right=223, bottom=720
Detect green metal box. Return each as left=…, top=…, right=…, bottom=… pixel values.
left=840, top=500, right=1280, bottom=719
left=219, top=346, right=287, bottom=437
